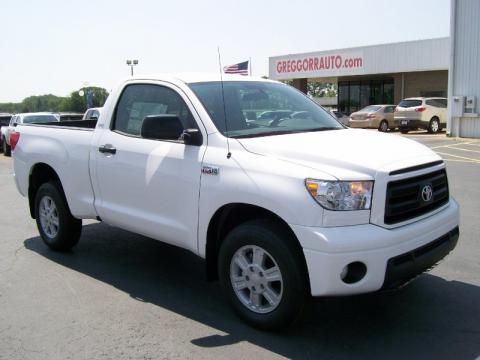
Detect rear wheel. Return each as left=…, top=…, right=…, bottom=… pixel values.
left=34, top=182, right=82, bottom=251
left=428, top=117, right=440, bottom=134
left=218, top=220, right=309, bottom=330
left=378, top=120, right=389, bottom=132
left=2, top=138, right=11, bottom=156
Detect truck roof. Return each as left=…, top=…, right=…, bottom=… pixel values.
left=124, top=73, right=276, bottom=84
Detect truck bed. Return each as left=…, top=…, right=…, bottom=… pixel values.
left=13, top=122, right=98, bottom=219
left=32, top=119, right=98, bottom=129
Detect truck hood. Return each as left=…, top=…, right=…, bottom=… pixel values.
left=237, top=129, right=440, bottom=179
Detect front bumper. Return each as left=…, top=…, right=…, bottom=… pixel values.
left=291, top=198, right=459, bottom=296
left=382, top=226, right=458, bottom=289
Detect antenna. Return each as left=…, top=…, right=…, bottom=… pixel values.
left=217, top=46, right=231, bottom=159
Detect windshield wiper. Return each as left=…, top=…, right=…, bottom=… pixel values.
left=230, top=130, right=296, bottom=139
left=230, top=127, right=342, bottom=139
left=300, top=127, right=343, bottom=133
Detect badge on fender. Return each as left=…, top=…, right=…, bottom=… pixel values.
left=202, top=165, right=219, bottom=175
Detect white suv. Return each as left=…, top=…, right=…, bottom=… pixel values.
left=394, top=97, right=447, bottom=134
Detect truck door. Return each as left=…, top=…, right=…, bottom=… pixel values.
left=93, top=82, right=206, bottom=253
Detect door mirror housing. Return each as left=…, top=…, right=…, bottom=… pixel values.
left=141, top=115, right=184, bottom=141
left=180, top=128, right=202, bottom=146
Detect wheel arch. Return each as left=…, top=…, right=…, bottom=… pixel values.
left=28, top=163, right=66, bottom=219
left=205, top=203, right=309, bottom=285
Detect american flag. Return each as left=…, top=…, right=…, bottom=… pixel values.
left=223, top=60, right=249, bottom=76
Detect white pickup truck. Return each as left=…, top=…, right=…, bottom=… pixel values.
left=12, top=74, right=459, bottom=329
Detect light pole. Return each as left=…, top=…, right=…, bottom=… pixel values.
left=126, top=59, right=139, bottom=76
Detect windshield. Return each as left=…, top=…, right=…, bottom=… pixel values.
left=23, top=114, right=59, bottom=124
left=189, top=81, right=343, bottom=138
left=359, top=105, right=382, bottom=112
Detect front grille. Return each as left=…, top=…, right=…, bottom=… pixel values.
left=385, top=169, right=449, bottom=225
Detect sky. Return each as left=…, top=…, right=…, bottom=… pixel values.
left=0, top=0, right=450, bottom=103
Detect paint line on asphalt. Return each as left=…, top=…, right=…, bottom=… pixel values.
left=443, top=158, right=479, bottom=163
left=431, top=141, right=478, bottom=149
left=435, top=151, right=480, bottom=163
left=443, top=146, right=480, bottom=154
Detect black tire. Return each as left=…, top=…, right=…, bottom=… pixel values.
left=428, top=117, right=440, bottom=134
left=400, top=129, right=409, bottom=134
left=3, top=138, right=11, bottom=156
left=378, top=120, right=389, bottom=132
left=34, top=181, right=82, bottom=251
left=218, top=220, right=309, bottom=330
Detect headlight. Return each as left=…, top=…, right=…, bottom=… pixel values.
left=305, top=179, right=373, bottom=211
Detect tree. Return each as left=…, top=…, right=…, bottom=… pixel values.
left=0, top=87, right=109, bottom=113
left=307, top=82, right=337, bottom=97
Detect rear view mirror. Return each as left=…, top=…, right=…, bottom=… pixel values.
left=141, top=115, right=184, bottom=141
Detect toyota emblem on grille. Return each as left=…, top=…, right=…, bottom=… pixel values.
left=421, top=184, right=433, bottom=202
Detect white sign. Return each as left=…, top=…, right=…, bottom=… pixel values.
left=271, top=52, right=364, bottom=79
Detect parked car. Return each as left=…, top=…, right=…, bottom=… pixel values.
left=2, top=112, right=59, bottom=156
left=82, top=107, right=102, bottom=121
left=394, top=97, right=447, bottom=134
left=0, top=113, right=12, bottom=152
left=330, top=110, right=349, bottom=126
left=12, top=75, right=459, bottom=330
left=349, top=105, right=396, bottom=132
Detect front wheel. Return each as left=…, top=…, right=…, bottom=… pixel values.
left=428, top=117, right=440, bottom=134
left=218, top=220, right=309, bottom=330
left=35, top=182, right=82, bottom=251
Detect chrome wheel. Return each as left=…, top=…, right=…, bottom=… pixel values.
left=431, top=119, right=439, bottom=133
left=39, top=196, right=59, bottom=238
left=230, top=245, right=283, bottom=314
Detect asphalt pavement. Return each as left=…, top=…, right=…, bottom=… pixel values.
left=0, top=132, right=479, bottom=360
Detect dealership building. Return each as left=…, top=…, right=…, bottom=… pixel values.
left=269, top=0, right=480, bottom=138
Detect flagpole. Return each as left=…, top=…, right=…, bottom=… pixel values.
left=249, top=57, right=252, bottom=76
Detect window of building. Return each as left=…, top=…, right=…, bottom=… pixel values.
left=338, top=78, right=394, bottom=114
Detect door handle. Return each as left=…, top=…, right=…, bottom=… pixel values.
left=99, top=144, right=117, bottom=154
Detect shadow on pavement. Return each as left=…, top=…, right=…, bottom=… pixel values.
left=24, top=222, right=480, bottom=359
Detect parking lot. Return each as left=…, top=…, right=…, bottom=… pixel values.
left=0, top=132, right=479, bottom=360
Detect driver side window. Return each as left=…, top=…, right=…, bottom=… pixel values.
left=113, top=84, right=196, bottom=139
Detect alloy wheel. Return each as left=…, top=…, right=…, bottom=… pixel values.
left=230, top=245, right=284, bottom=314
left=39, top=196, right=60, bottom=238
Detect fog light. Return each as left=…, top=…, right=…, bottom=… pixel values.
left=340, top=262, right=367, bottom=284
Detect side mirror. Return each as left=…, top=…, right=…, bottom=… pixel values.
left=180, top=128, right=202, bottom=146
left=141, top=115, right=184, bottom=141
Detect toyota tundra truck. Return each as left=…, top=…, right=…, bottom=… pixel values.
left=11, top=74, right=460, bottom=329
